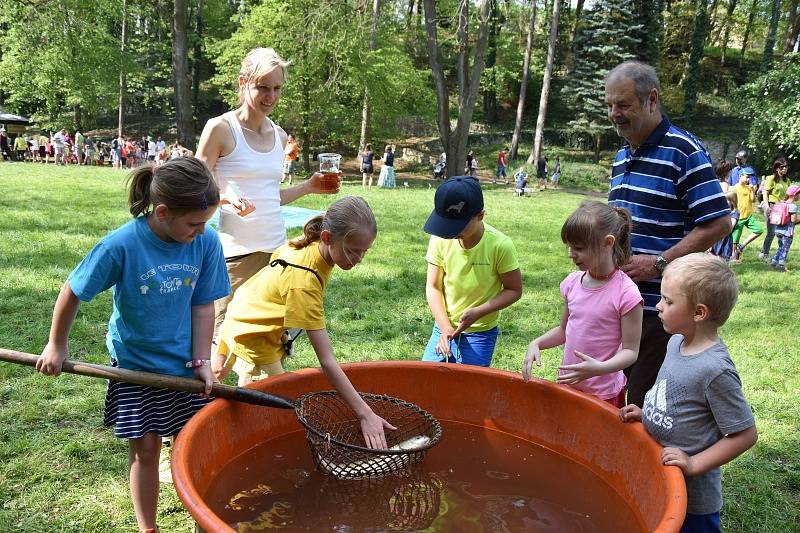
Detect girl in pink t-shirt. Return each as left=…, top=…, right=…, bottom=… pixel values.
left=522, top=200, right=643, bottom=407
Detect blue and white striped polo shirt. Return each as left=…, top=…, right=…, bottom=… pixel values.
left=608, top=117, right=729, bottom=312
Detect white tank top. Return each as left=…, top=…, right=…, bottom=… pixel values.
left=214, top=112, right=286, bottom=257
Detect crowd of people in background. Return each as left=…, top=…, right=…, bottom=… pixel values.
left=0, top=127, right=194, bottom=168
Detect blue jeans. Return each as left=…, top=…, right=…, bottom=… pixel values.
left=681, top=512, right=721, bottom=533
left=421, top=324, right=499, bottom=367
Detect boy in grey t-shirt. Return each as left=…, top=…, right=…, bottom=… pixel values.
left=620, top=253, right=757, bottom=532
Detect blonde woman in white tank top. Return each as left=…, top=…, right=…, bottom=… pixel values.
left=196, top=48, right=337, bottom=354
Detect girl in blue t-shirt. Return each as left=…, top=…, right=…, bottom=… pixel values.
left=36, top=157, right=230, bottom=533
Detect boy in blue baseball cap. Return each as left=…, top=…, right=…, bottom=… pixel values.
left=421, top=176, right=522, bottom=366
left=731, top=167, right=763, bottom=262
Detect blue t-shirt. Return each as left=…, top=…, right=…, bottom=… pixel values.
left=728, top=165, right=758, bottom=188
left=68, top=217, right=230, bottom=377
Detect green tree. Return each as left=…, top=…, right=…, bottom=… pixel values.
left=561, top=0, right=641, bottom=162
left=738, top=55, right=800, bottom=164
left=683, top=0, right=710, bottom=123
left=0, top=0, right=123, bottom=129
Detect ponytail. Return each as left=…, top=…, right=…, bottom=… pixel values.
left=125, top=157, right=219, bottom=217
left=611, top=206, right=633, bottom=267
left=288, top=196, right=377, bottom=249
left=561, top=200, right=633, bottom=267
left=289, top=215, right=324, bottom=249
left=127, top=166, right=155, bottom=217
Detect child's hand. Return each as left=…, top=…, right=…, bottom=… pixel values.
left=359, top=412, right=397, bottom=450
left=619, top=404, right=642, bottom=423
left=557, top=351, right=604, bottom=384
left=662, top=446, right=694, bottom=475
left=451, top=308, right=480, bottom=337
left=436, top=326, right=455, bottom=358
left=36, top=342, right=69, bottom=376
left=522, top=342, right=542, bottom=382
left=194, top=364, right=217, bottom=397
left=211, top=353, right=230, bottom=381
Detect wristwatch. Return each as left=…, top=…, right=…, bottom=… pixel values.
left=654, top=254, right=669, bottom=274
left=186, top=359, right=211, bottom=368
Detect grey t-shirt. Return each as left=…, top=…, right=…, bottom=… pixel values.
left=642, top=335, right=755, bottom=515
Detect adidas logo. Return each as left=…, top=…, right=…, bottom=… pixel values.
left=643, top=379, right=674, bottom=430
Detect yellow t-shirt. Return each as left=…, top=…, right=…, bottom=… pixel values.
left=734, top=183, right=754, bottom=219
left=426, top=223, right=520, bottom=332
left=218, top=242, right=333, bottom=365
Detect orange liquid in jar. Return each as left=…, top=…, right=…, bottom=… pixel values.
left=320, top=172, right=341, bottom=191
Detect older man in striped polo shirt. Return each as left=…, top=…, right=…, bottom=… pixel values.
left=605, top=61, right=732, bottom=407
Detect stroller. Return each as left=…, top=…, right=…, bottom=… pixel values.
left=433, top=161, right=446, bottom=180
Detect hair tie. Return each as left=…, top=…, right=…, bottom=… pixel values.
left=200, top=195, right=208, bottom=210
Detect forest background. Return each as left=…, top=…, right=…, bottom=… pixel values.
left=1, top=0, right=800, bottom=180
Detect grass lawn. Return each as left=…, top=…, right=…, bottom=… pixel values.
left=0, top=163, right=797, bottom=532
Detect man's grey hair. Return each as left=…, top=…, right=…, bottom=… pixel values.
left=606, top=61, right=661, bottom=106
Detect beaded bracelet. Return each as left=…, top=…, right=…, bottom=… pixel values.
left=185, top=359, right=211, bottom=368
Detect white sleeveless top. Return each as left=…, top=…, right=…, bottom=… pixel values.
left=214, top=112, right=286, bottom=257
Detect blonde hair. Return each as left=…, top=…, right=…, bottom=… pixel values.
left=663, top=253, right=739, bottom=326
left=289, top=196, right=377, bottom=249
left=127, top=157, right=219, bottom=217
left=237, top=48, right=290, bottom=104
left=561, top=200, right=633, bottom=267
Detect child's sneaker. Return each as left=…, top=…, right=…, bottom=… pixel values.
left=775, top=263, right=787, bottom=272
left=758, top=252, right=769, bottom=262
left=158, top=437, right=174, bottom=484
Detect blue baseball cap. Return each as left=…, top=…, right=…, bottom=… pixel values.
left=740, top=166, right=755, bottom=175
left=423, top=176, right=484, bottom=238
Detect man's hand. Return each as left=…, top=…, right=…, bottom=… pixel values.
left=620, top=254, right=660, bottom=282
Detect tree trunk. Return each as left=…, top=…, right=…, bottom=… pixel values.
left=706, top=0, right=720, bottom=40
left=482, top=1, right=500, bottom=123
left=739, top=0, right=757, bottom=68
left=423, top=0, right=492, bottom=177
left=719, top=0, right=737, bottom=66
left=783, top=0, right=799, bottom=53
left=529, top=0, right=560, bottom=164
left=192, top=0, right=204, bottom=117
left=510, top=0, right=537, bottom=161
left=172, top=0, right=195, bottom=150
left=570, top=0, right=585, bottom=50
left=74, top=104, right=82, bottom=132
left=594, top=133, right=601, bottom=165
left=118, top=0, right=128, bottom=138
left=761, top=0, right=781, bottom=71
left=684, top=0, right=709, bottom=123
left=359, top=0, right=381, bottom=151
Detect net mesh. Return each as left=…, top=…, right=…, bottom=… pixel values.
left=295, top=391, right=442, bottom=480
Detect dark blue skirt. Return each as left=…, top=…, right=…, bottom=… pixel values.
left=103, top=376, right=209, bottom=440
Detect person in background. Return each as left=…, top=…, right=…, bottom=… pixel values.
left=214, top=196, right=395, bottom=449
left=769, top=184, right=799, bottom=272
left=35, top=157, right=230, bottom=533
left=0, top=128, right=10, bottom=161
left=729, top=167, right=763, bottom=263
left=620, top=253, right=757, bottom=533
left=464, top=150, right=476, bottom=177
left=378, top=145, right=396, bottom=188
left=421, top=176, right=522, bottom=367
left=147, top=136, right=157, bottom=163
left=14, top=134, right=27, bottom=161
left=494, top=147, right=508, bottom=184
left=709, top=191, right=739, bottom=263
left=551, top=156, right=562, bottom=189
left=714, top=159, right=733, bottom=194
left=536, top=155, right=548, bottom=189
left=514, top=166, right=528, bottom=196
left=727, top=150, right=757, bottom=188
left=74, top=130, right=84, bottom=166
left=282, top=134, right=299, bottom=185
left=605, top=60, right=730, bottom=407
left=523, top=201, right=642, bottom=408
left=360, top=143, right=375, bottom=188
left=758, top=157, right=791, bottom=262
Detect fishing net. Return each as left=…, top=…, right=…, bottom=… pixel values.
left=295, top=391, right=442, bottom=480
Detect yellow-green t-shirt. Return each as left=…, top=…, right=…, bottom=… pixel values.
left=426, top=223, right=519, bottom=332
left=735, top=183, right=754, bottom=219
left=218, top=242, right=333, bottom=365
left=764, top=176, right=789, bottom=204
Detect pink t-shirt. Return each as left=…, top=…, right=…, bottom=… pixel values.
left=559, top=269, right=642, bottom=400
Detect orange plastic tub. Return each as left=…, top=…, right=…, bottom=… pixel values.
left=173, top=361, right=685, bottom=532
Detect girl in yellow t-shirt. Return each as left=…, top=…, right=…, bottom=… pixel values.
left=213, top=196, right=395, bottom=448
